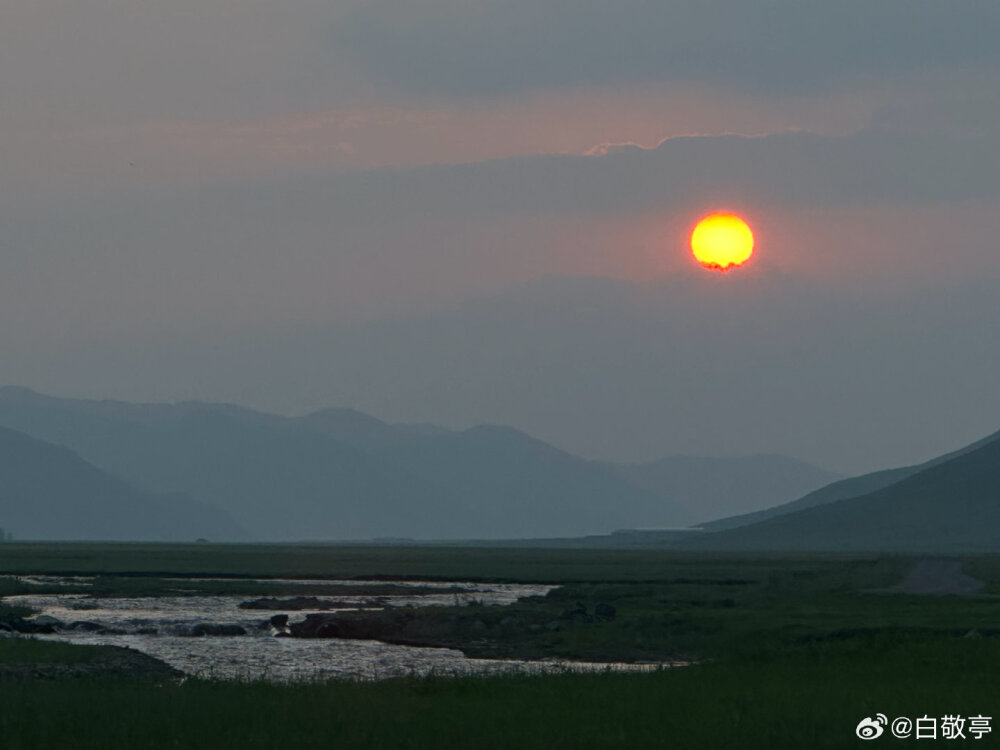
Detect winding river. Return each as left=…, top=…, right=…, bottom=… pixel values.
left=5, top=577, right=671, bottom=681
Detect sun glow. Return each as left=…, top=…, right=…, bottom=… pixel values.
left=690, top=212, right=755, bottom=271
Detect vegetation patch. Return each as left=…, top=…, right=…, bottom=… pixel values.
left=0, top=638, right=180, bottom=681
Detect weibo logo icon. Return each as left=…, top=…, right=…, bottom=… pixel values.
left=856, top=714, right=888, bottom=740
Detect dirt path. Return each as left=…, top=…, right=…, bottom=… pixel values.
left=892, top=559, right=986, bottom=596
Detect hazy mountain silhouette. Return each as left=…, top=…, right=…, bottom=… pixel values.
left=687, top=430, right=1000, bottom=552
left=0, top=387, right=686, bottom=540
left=613, top=454, right=841, bottom=526
left=702, top=428, right=1000, bottom=531
left=0, top=389, right=474, bottom=540
left=0, top=425, right=242, bottom=541
left=373, top=425, right=693, bottom=538
left=296, top=407, right=451, bottom=449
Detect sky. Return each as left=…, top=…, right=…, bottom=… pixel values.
left=2, top=0, right=999, bottom=474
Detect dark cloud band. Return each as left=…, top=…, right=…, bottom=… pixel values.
left=332, top=0, right=1000, bottom=97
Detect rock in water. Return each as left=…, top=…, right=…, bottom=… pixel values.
left=32, top=615, right=64, bottom=629
left=188, top=623, right=247, bottom=637
left=68, top=621, right=104, bottom=632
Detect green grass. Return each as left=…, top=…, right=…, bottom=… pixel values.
left=0, top=635, right=997, bottom=749
left=4, top=545, right=1000, bottom=748
left=1, top=572, right=467, bottom=600
left=0, top=637, right=104, bottom=665
left=0, top=541, right=902, bottom=582
left=303, top=557, right=1000, bottom=662
left=0, top=602, right=32, bottom=620
left=958, top=556, right=1000, bottom=594
left=0, top=582, right=33, bottom=620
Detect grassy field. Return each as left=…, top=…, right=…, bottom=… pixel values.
left=3, top=543, right=1000, bottom=748
left=2, top=635, right=999, bottom=749
left=0, top=636, right=104, bottom=665
left=0, top=541, right=908, bottom=581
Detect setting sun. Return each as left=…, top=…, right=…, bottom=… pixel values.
left=690, top=212, right=755, bottom=272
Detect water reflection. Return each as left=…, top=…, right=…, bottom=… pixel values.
left=8, top=578, right=676, bottom=681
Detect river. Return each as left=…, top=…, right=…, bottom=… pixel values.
left=5, top=577, right=672, bottom=681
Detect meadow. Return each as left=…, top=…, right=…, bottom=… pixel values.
left=0, top=541, right=875, bottom=581
left=3, top=543, right=1000, bottom=748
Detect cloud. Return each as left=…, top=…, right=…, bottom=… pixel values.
left=5, top=1, right=994, bottom=185
left=331, top=0, right=1000, bottom=97
left=3, top=126, right=996, bottom=342
left=188, top=128, right=1000, bottom=224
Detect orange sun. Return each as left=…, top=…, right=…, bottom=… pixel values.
left=690, top=212, right=755, bottom=272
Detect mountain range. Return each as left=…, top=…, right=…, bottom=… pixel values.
left=686, top=426, right=1000, bottom=552
left=615, top=454, right=842, bottom=527
left=0, top=386, right=837, bottom=542
left=12, top=385, right=993, bottom=551
left=0, top=424, right=241, bottom=541
left=701, top=428, right=1000, bottom=532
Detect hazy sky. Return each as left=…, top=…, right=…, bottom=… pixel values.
left=2, top=1, right=999, bottom=473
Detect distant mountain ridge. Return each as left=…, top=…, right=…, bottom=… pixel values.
left=613, top=453, right=842, bottom=526
left=0, top=386, right=884, bottom=544
left=0, top=389, right=478, bottom=540
left=701, top=428, right=1000, bottom=531
left=373, top=424, right=691, bottom=539
left=0, top=424, right=242, bottom=541
left=686, top=429, right=1000, bottom=551
left=296, top=407, right=451, bottom=449
left=0, top=387, right=691, bottom=540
